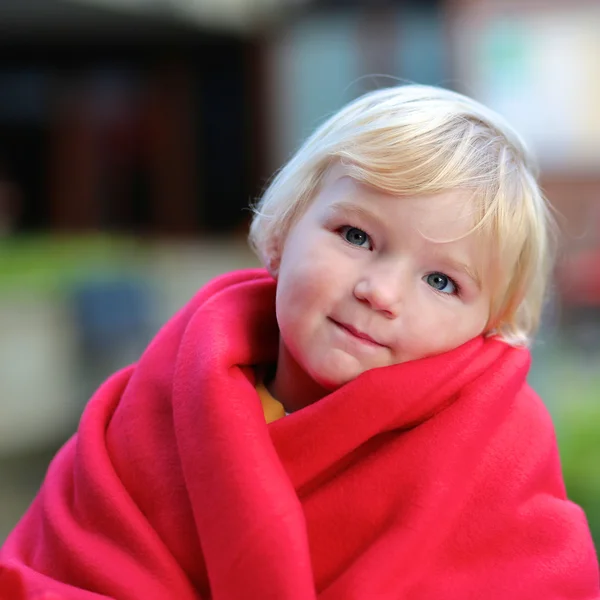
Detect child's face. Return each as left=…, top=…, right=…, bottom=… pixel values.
left=273, top=165, right=492, bottom=394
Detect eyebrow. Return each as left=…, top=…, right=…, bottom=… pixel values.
left=327, top=200, right=381, bottom=224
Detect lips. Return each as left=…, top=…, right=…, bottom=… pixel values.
left=330, top=319, right=387, bottom=348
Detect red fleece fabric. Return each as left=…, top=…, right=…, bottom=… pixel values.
left=1, top=269, right=598, bottom=600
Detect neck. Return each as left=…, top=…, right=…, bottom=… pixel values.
left=266, top=339, right=330, bottom=413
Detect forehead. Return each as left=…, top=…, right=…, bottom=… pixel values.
left=313, top=165, right=479, bottom=243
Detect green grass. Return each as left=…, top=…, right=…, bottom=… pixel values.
left=552, top=369, right=600, bottom=550
left=0, top=234, right=143, bottom=294
left=530, top=338, right=600, bottom=551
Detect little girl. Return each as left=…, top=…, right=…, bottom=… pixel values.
left=1, top=84, right=598, bottom=599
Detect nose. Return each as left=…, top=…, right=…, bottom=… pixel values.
left=353, top=264, right=404, bottom=317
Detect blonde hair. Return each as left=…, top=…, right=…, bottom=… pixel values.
left=249, top=84, right=555, bottom=346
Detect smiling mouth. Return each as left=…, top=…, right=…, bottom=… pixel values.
left=330, top=319, right=387, bottom=348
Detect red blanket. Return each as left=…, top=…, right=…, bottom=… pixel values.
left=1, top=269, right=598, bottom=600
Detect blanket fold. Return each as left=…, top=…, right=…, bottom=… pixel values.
left=1, top=268, right=598, bottom=600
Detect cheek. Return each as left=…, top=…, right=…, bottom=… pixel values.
left=278, top=234, right=343, bottom=304
left=438, top=306, right=488, bottom=350
left=279, top=279, right=335, bottom=332
left=400, top=300, right=486, bottom=357
left=275, top=244, right=354, bottom=356
left=276, top=254, right=328, bottom=331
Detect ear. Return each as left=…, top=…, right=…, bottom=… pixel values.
left=266, top=256, right=280, bottom=278
left=264, top=236, right=281, bottom=278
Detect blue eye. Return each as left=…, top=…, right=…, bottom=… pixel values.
left=340, top=226, right=372, bottom=249
left=425, top=272, right=457, bottom=294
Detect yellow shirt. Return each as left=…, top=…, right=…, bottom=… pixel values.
left=256, top=381, right=287, bottom=424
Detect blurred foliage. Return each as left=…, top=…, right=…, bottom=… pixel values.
left=554, top=372, right=600, bottom=551
left=0, top=235, right=143, bottom=294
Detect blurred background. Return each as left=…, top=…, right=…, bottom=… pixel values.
left=0, top=0, right=598, bottom=553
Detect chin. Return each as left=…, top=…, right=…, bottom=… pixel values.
left=309, top=365, right=364, bottom=392
left=312, top=376, right=345, bottom=392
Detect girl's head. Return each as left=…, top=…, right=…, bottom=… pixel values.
left=249, top=84, right=555, bottom=348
